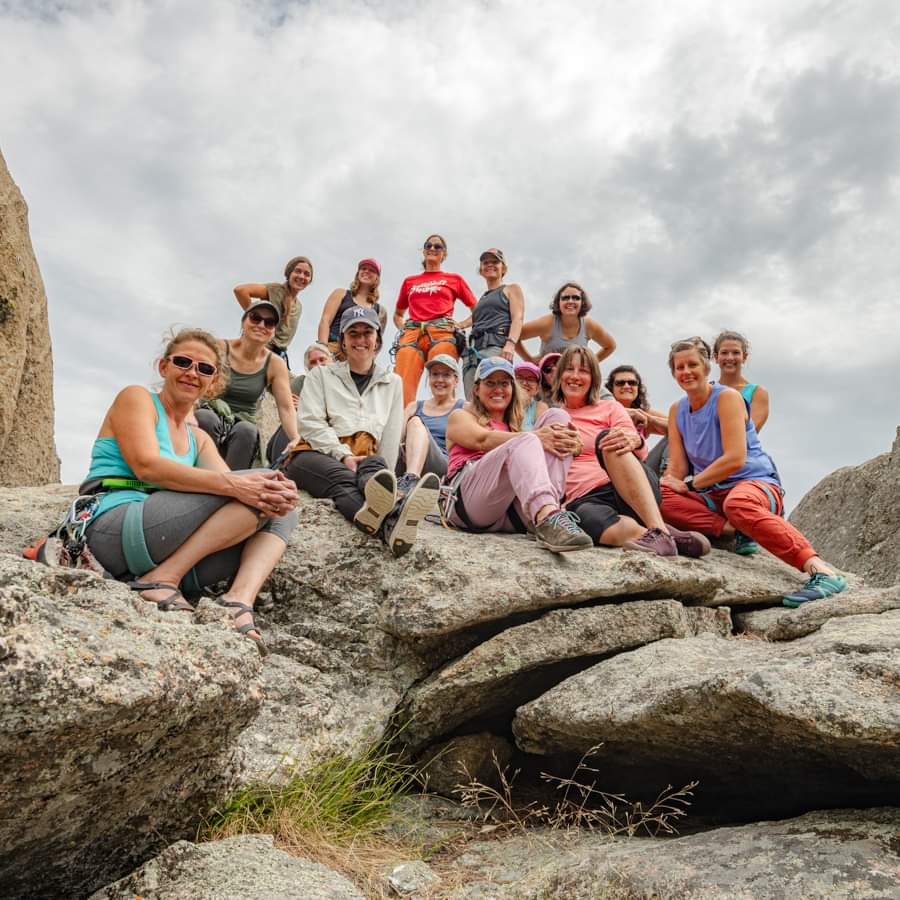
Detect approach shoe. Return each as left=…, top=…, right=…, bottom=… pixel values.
left=734, top=531, right=761, bottom=555
left=624, top=527, right=678, bottom=557
left=353, top=469, right=397, bottom=536
left=665, top=524, right=711, bottom=558
left=385, top=472, right=440, bottom=558
left=395, top=472, right=420, bottom=498
left=534, top=510, right=593, bottom=553
left=782, top=572, right=847, bottom=608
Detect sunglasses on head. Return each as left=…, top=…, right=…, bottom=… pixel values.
left=560, top=293, right=582, bottom=302
left=248, top=311, right=277, bottom=328
left=423, top=242, right=445, bottom=251
left=614, top=378, right=639, bottom=387
left=168, top=355, right=217, bottom=377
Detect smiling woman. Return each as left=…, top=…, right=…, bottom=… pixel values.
left=317, top=257, right=388, bottom=361
left=78, top=327, right=299, bottom=653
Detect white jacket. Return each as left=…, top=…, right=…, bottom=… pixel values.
left=298, top=361, right=404, bottom=470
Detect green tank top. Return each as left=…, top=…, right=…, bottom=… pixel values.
left=223, top=345, right=271, bottom=418
left=266, top=283, right=302, bottom=351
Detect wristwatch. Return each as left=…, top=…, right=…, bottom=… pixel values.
left=683, top=475, right=697, bottom=492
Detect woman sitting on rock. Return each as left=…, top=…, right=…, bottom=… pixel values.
left=538, top=352, right=561, bottom=405
left=234, top=255, right=313, bottom=369
left=517, top=281, right=616, bottom=366
left=81, top=328, right=299, bottom=651
left=605, top=364, right=669, bottom=474
left=195, top=299, right=300, bottom=470
left=661, top=336, right=846, bottom=607
left=443, top=357, right=592, bottom=552
left=316, top=258, right=387, bottom=361
left=515, top=361, right=548, bottom=430
left=396, top=353, right=464, bottom=493
left=283, top=306, right=440, bottom=558
left=557, top=347, right=708, bottom=557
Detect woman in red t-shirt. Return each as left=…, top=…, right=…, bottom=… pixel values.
left=393, top=234, right=478, bottom=405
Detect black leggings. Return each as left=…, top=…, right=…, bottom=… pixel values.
left=284, top=451, right=388, bottom=522
left=195, top=409, right=260, bottom=470
left=85, top=473, right=297, bottom=595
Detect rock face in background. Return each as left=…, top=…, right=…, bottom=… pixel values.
left=790, top=426, right=900, bottom=587
left=0, top=148, right=59, bottom=486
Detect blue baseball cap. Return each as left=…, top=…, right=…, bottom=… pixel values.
left=475, top=357, right=515, bottom=381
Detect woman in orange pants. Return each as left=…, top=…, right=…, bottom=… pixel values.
left=393, top=234, right=477, bottom=405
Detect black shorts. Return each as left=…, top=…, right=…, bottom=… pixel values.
left=567, top=464, right=661, bottom=544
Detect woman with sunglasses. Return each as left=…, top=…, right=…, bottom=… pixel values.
left=556, top=346, right=708, bottom=557
left=393, top=234, right=478, bottom=406
left=713, top=330, right=769, bottom=433
left=462, top=248, right=525, bottom=398
left=443, top=357, right=592, bottom=552
left=234, top=255, right=314, bottom=370
left=605, top=365, right=668, bottom=441
left=517, top=281, right=616, bottom=366
left=195, top=300, right=300, bottom=470
left=538, top=352, right=562, bottom=405
left=661, top=337, right=846, bottom=607
left=80, top=328, right=298, bottom=652
left=316, top=258, right=388, bottom=361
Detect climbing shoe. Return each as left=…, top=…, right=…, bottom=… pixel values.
left=782, top=573, right=847, bottom=608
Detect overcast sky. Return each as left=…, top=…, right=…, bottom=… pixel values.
left=2, top=0, right=899, bottom=510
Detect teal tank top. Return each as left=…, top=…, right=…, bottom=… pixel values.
left=84, top=392, right=198, bottom=517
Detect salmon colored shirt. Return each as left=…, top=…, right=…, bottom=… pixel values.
left=395, top=271, right=477, bottom=322
left=564, top=400, right=648, bottom=502
left=447, top=419, right=510, bottom=479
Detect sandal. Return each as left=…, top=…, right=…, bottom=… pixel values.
left=218, top=599, right=268, bottom=656
left=128, top=581, right=195, bottom=614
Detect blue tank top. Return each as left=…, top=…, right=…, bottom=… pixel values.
left=522, top=398, right=538, bottom=431
left=415, top=399, right=463, bottom=455
left=676, top=382, right=779, bottom=488
left=85, top=392, right=198, bottom=517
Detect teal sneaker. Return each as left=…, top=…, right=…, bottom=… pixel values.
left=782, top=573, right=847, bottom=608
left=734, top=531, right=760, bottom=555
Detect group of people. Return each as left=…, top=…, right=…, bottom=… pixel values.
left=74, top=235, right=847, bottom=654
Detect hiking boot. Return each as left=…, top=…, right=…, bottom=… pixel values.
left=534, top=510, right=593, bottom=553
left=385, top=472, right=440, bottom=558
left=665, top=524, right=711, bottom=558
left=396, top=472, right=420, bottom=498
left=782, top=573, right=847, bottom=608
left=353, top=469, right=397, bottom=536
left=734, top=531, right=761, bottom=556
left=624, top=527, right=678, bottom=557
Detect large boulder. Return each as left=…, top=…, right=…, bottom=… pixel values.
left=90, top=834, right=363, bottom=900
left=0, top=148, right=59, bottom=486
left=444, top=808, right=900, bottom=899
left=514, top=611, right=900, bottom=816
left=0, top=557, right=263, bottom=899
left=790, top=426, right=900, bottom=587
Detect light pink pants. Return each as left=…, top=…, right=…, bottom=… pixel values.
left=450, top=408, right=572, bottom=532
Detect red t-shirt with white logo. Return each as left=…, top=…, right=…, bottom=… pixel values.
left=395, top=271, right=478, bottom=322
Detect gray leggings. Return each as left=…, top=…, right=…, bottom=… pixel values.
left=86, top=472, right=297, bottom=595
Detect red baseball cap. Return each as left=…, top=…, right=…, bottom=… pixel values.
left=357, top=258, right=381, bottom=276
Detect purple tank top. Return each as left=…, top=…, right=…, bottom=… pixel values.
left=676, top=382, right=779, bottom=488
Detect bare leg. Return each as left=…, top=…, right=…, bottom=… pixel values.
left=218, top=531, right=288, bottom=639
left=601, top=449, right=666, bottom=530
left=403, top=416, right=431, bottom=477
left=598, top=514, right=647, bottom=547
left=137, top=501, right=259, bottom=606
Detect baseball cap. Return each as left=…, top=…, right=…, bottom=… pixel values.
left=339, top=305, right=381, bottom=333
left=479, top=248, right=506, bottom=263
left=425, top=353, right=460, bottom=375
left=514, top=361, right=541, bottom=380
left=475, top=357, right=515, bottom=381
left=242, top=298, right=281, bottom=324
left=539, top=352, right=561, bottom=375
left=357, top=257, right=381, bottom=276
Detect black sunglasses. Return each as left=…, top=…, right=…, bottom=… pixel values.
left=423, top=242, right=445, bottom=251
left=541, top=364, right=557, bottom=374
left=614, top=378, right=639, bottom=387
left=168, top=355, right=217, bottom=377
left=248, top=311, right=277, bottom=328
left=560, top=293, right=582, bottom=302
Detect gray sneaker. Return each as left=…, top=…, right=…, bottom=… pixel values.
left=396, top=472, right=420, bottom=498
left=353, top=469, right=397, bottom=536
left=624, top=527, right=678, bottom=557
left=534, top=510, right=593, bottom=553
left=385, top=472, right=440, bottom=558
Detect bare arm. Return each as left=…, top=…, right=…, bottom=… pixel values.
left=626, top=406, right=668, bottom=436
left=317, top=289, right=346, bottom=344
left=516, top=314, right=553, bottom=363
left=502, top=284, right=526, bottom=362
left=378, top=379, right=406, bottom=472
left=233, top=282, right=270, bottom=311
left=445, top=408, right=518, bottom=454
left=750, top=386, right=769, bottom=432
left=586, top=318, right=617, bottom=364
left=268, top=355, right=300, bottom=443
left=661, top=402, right=690, bottom=487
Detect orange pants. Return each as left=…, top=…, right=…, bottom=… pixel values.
left=394, top=323, right=459, bottom=406
left=660, top=481, right=817, bottom=572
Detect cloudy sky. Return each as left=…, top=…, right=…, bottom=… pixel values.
left=2, top=0, right=899, bottom=510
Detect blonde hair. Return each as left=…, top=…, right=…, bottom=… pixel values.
left=159, top=327, right=225, bottom=399
left=349, top=272, right=381, bottom=306
left=471, top=373, right=524, bottom=432
left=668, top=336, right=712, bottom=374
left=551, top=346, right=603, bottom=406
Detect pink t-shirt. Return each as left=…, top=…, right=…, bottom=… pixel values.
left=395, top=271, right=478, bottom=322
left=447, top=419, right=510, bottom=479
left=565, top=400, right=647, bottom=502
